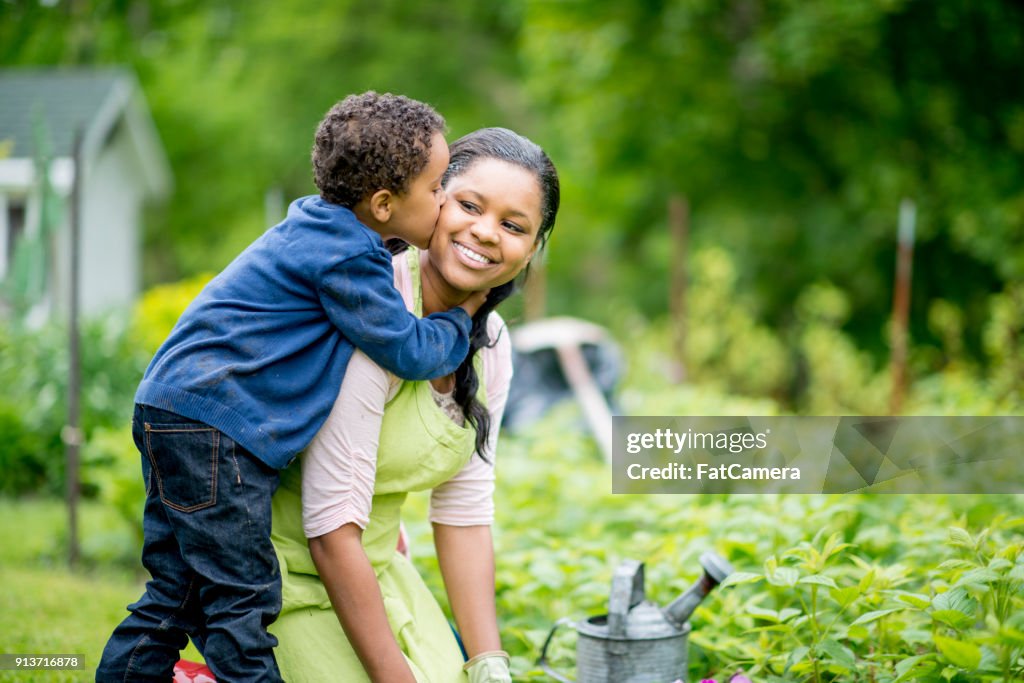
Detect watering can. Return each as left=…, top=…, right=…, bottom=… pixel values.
left=538, top=551, right=733, bottom=683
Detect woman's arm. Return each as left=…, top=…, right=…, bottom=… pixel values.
left=301, top=350, right=414, bottom=680
left=430, top=315, right=515, bottom=676
left=301, top=349, right=393, bottom=537
left=432, top=523, right=501, bottom=656
left=309, top=524, right=416, bottom=683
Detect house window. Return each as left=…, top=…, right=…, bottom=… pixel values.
left=7, top=200, right=26, bottom=259
left=0, top=197, right=27, bottom=280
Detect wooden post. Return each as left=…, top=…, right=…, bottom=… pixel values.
left=512, top=318, right=615, bottom=463
left=889, top=198, right=916, bottom=415
left=555, top=343, right=614, bottom=463
left=65, top=128, right=84, bottom=569
left=669, top=194, right=689, bottom=382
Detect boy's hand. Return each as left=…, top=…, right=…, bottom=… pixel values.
left=457, top=289, right=490, bottom=318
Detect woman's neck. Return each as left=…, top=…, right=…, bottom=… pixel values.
left=418, top=250, right=471, bottom=317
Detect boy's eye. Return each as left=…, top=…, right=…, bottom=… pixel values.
left=460, top=201, right=479, bottom=213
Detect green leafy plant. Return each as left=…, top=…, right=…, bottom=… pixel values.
left=0, top=317, right=147, bottom=496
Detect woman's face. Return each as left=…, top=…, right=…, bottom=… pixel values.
left=428, top=158, right=543, bottom=294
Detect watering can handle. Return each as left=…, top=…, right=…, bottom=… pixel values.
left=608, top=559, right=645, bottom=638
left=536, top=617, right=575, bottom=683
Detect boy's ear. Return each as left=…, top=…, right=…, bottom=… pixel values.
left=368, top=189, right=393, bottom=223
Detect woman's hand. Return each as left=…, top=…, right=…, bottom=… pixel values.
left=464, top=651, right=512, bottom=683
left=457, top=288, right=490, bottom=318
left=309, top=524, right=417, bottom=683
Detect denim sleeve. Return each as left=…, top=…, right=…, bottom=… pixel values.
left=318, top=249, right=472, bottom=381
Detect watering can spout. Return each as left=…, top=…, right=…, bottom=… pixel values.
left=663, top=551, right=734, bottom=628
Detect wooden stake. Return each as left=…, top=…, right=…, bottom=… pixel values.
left=555, top=343, right=614, bottom=463
left=66, top=128, right=84, bottom=569
left=669, top=194, right=689, bottom=382
left=889, top=199, right=916, bottom=415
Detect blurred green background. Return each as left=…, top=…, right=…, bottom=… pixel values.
left=1, top=1, right=1023, bottom=680
left=3, top=0, right=1021, bottom=492
left=5, top=0, right=1023, bottom=410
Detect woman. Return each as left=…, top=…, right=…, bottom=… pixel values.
left=269, top=127, right=559, bottom=682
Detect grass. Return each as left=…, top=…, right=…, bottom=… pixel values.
left=0, top=498, right=203, bottom=682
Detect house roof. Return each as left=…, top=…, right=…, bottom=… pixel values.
left=0, top=67, right=171, bottom=198
left=0, top=67, right=125, bottom=158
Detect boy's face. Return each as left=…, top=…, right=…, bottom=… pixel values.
left=387, top=132, right=450, bottom=249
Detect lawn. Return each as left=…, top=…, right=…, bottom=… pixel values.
left=0, top=499, right=203, bottom=683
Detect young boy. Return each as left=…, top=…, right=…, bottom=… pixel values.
left=97, top=93, right=483, bottom=682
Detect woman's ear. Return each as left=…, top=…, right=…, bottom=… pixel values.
left=368, top=189, right=393, bottom=223
left=525, top=239, right=541, bottom=264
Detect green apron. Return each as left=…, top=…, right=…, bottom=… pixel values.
left=270, top=249, right=480, bottom=682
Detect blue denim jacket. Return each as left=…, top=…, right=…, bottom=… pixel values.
left=136, top=195, right=471, bottom=469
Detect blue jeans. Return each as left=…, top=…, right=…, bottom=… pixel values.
left=97, top=405, right=283, bottom=682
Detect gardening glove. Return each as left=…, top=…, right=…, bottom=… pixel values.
left=463, top=650, right=511, bottom=683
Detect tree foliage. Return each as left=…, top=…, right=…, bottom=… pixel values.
left=521, top=0, right=1024, bottom=348
left=2, top=0, right=528, bottom=280
left=3, top=0, right=1022, bottom=403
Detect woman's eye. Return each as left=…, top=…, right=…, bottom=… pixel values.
left=503, top=221, right=524, bottom=233
left=460, top=201, right=479, bottom=213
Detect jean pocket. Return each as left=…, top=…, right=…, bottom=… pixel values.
left=144, top=422, right=220, bottom=512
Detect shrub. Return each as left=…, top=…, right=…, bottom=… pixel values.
left=0, top=316, right=147, bottom=496
left=0, top=398, right=61, bottom=495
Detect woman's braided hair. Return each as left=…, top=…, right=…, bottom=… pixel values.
left=443, top=128, right=560, bottom=459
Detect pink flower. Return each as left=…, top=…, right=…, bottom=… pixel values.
left=698, top=673, right=753, bottom=683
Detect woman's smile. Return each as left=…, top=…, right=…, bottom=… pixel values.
left=452, top=240, right=496, bottom=267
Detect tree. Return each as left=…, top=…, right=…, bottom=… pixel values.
left=521, top=0, right=1024, bottom=361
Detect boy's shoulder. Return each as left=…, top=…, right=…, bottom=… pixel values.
left=282, top=195, right=384, bottom=258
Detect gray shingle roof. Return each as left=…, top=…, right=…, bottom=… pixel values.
left=0, top=67, right=133, bottom=159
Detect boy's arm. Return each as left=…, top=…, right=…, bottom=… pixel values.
left=319, top=249, right=477, bottom=381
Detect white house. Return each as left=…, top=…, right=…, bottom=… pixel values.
left=0, top=67, right=171, bottom=320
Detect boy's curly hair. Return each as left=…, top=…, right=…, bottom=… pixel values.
left=312, top=92, right=446, bottom=207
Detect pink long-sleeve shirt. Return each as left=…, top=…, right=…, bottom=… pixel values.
left=300, top=254, right=513, bottom=538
